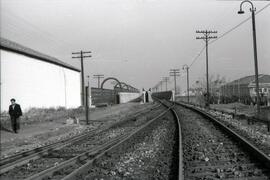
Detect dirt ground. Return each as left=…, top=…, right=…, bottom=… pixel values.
left=0, top=102, right=154, bottom=158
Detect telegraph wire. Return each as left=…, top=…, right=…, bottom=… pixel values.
left=2, top=10, right=74, bottom=48
left=1, top=13, right=72, bottom=53
left=189, top=46, right=206, bottom=68
left=210, top=2, right=270, bottom=45
left=189, top=2, right=270, bottom=68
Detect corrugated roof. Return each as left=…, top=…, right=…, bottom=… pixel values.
left=227, top=74, right=270, bottom=85
left=0, top=37, right=80, bottom=72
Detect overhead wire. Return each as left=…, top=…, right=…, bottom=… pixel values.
left=2, top=10, right=74, bottom=48
left=189, top=2, right=270, bottom=68
left=210, top=2, right=270, bottom=45
left=1, top=13, right=73, bottom=54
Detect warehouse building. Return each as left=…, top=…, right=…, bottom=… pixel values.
left=0, top=38, right=81, bottom=112
left=220, top=74, right=270, bottom=105
left=248, top=75, right=270, bottom=105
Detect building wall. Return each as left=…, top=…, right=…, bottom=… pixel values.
left=1, top=50, right=80, bottom=111
left=248, top=83, right=270, bottom=105
left=91, top=88, right=133, bottom=105
left=220, top=84, right=250, bottom=98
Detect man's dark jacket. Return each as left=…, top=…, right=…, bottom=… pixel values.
left=9, top=104, right=23, bottom=118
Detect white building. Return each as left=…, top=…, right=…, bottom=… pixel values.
left=0, top=38, right=81, bottom=112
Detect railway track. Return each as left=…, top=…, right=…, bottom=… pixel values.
left=4, top=98, right=267, bottom=179
left=178, top=102, right=270, bottom=160
left=174, top=101, right=270, bottom=179
left=28, top=100, right=182, bottom=180
left=0, top=102, right=168, bottom=179
left=207, top=107, right=270, bottom=156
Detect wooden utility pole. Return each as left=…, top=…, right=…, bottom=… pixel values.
left=72, top=51, right=91, bottom=106
left=170, top=69, right=180, bottom=95
left=182, top=64, right=190, bottom=103
left=87, top=75, right=91, bottom=87
left=93, top=74, right=104, bottom=88
left=196, top=30, right=217, bottom=108
left=160, top=81, right=163, bottom=91
left=85, top=86, right=89, bottom=125
left=238, top=79, right=240, bottom=102
left=163, top=77, right=170, bottom=91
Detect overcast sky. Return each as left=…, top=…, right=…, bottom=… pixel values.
left=1, top=0, right=269, bottom=91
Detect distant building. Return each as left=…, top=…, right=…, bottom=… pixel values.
left=248, top=75, right=270, bottom=105
left=220, top=74, right=270, bottom=105
left=0, top=38, right=81, bottom=111
left=181, top=89, right=196, bottom=96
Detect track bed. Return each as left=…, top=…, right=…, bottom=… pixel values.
left=69, top=111, right=179, bottom=180
left=175, top=105, right=270, bottom=179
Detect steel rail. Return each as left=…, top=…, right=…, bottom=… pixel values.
left=0, top=103, right=161, bottom=174
left=183, top=101, right=270, bottom=130
left=0, top=129, right=99, bottom=174
left=61, top=104, right=174, bottom=180
left=175, top=101, right=270, bottom=169
left=25, top=133, right=131, bottom=180
left=158, top=100, right=183, bottom=180
left=25, top=104, right=164, bottom=180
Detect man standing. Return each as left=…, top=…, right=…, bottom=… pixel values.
left=8, top=98, right=22, bottom=133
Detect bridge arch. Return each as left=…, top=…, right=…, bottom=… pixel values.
left=114, top=82, right=129, bottom=90
left=101, top=77, right=122, bottom=89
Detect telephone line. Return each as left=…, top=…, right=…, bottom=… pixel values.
left=189, top=2, right=269, bottom=68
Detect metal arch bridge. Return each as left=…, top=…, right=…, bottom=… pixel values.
left=100, top=77, right=139, bottom=92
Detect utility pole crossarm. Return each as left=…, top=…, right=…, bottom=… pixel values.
left=72, top=51, right=92, bottom=54
left=93, top=74, right=105, bottom=88
left=196, top=37, right=206, bottom=40
left=169, top=69, right=180, bottom=95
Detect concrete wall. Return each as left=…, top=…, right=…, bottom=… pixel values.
left=118, top=92, right=141, bottom=103
left=91, top=88, right=141, bottom=105
left=1, top=50, right=80, bottom=112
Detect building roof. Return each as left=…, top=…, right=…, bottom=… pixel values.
left=226, top=74, right=270, bottom=86
left=0, top=37, right=80, bottom=72
left=252, top=74, right=270, bottom=84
